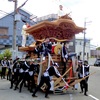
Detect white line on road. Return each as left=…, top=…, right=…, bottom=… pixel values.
left=89, top=94, right=100, bottom=100
left=69, top=94, right=73, bottom=100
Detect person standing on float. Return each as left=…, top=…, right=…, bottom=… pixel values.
left=58, top=5, right=66, bottom=18
left=21, top=22, right=30, bottom=47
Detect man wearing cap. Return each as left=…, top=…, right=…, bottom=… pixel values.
left=32, top=63, right=61, bottom=98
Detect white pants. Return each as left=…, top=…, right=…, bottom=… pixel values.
left=22, top=34, right=27, bottom=47
left=50, top=81, right=54, bottom=91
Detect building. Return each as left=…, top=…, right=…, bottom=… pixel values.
left=91, top=50, right=100, bottom=58
left=75, top=37, right=91, bottom=60
left=0, top=11, right=79, bottom=57
left=0, top=9, right=36, bottom=47
left=0, top=9, right=36, bottom=57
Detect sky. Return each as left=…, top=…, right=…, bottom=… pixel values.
left=0, top=0, right=100, bottom=48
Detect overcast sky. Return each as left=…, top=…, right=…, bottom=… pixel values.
left=0, top=0, right=100, bottom=47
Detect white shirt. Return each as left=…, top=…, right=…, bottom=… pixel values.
left=1, top=60, right=7, bottom=67
left=21, top=24, right=27, bottom=35
left=58, top=9, right=65, bottom=17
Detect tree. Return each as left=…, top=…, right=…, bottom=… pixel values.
left=0, top=54, right=4, bottom=60
left=96, top=47, right=100, bottom=50
left=3, top=49, right=12, bottom=59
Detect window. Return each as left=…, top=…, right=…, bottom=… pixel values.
left=0, top=27, right=8, bottom=34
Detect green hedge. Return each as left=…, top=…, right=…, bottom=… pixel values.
left=0, top=49, right=12, bottom=60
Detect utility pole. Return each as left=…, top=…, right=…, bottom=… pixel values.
left=83, top=18, right=92, bottom=62
left=83, top=18, right=86, bottom=63
left=12, top=0, right=17, bottom=60
left=8, top=0, right=18, bottom=60
left=8, top=0, right=29, bottom=60
left=83, top=18, right=92, bottom=77
left=82, top=18, right=86, bottom=78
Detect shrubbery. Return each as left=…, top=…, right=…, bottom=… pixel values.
left=0, top=49, right=12, bottom=60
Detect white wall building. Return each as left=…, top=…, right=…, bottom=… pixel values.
left=75, top=37, right=91, bottom=61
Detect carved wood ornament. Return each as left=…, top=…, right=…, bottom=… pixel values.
left=25, top=18, right=85, bottom=41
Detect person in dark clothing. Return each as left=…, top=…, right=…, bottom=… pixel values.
left=33, top=41, right=41, bottom=58
left=61, top=41, right=69, bottom=75
left=76, top=60, right=88, bottom=96
left=13, top=57, right=19, bottom=64
left=84, top=60, right=90, bottom=92
left=7, top=59, right=12, bottom=80
left=1, top=57, right=7, bottom=79
left=25, top=53, right=31, bottom=59
left=10, top=60, right=20, bottom=89
left=13, top=61, right=24, bottom=90
left=32, top=63, right=61, bottom=98
left=28, top=61, right=39, bottom=92
left=14, top=61, right=30, bottom=92
left=40, top=38, right=52, bottom=57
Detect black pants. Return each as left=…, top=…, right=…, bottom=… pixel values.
left=10, top=71, right=19, bottom=88
left=28, top=74, right=35, bottom=91
left=7, top=68, right=11, bottom=80
left=62, top=59, right=68, bottom=75
left=80, top=79, right=88, bottom=94
left=14, top=72, right=24, bottom=90
left=1, top=67, right=6, bottom=79
left=32, top=75, right=51, bottom=97
left=19, top=72, right=29, bottom=92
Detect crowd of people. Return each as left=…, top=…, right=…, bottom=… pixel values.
left=0, top=3, right=91, bottom=99
left=1, top=57, right=12, bottom=80
left=0, top=39, right=90, bottom=98
left=0, top=56, right=62, bottom=98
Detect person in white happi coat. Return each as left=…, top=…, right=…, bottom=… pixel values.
left=21, top=23, right=30, bottom=47
left=58, top=5, right=66, bottom=18
left=58, top=5, right=72, bottom=20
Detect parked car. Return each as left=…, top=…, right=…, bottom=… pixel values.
left=94, top=59, right=100, bottom=66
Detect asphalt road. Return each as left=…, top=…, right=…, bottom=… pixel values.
left=0, top=66, right=100, bottom=100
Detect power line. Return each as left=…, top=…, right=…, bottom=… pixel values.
left=0, top=10, right=14, bottom=19
left=17, top=0, right=29, bottom=10
left=0, top=10, right=13, bottom=15
left=0, top=9, right=37, bottom=24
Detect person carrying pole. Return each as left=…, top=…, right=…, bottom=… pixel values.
left=32, top=63, right=62, bottom=98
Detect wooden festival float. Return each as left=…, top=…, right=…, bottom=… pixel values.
left=19, top=15, right=86, bottom=93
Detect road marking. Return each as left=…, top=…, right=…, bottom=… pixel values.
left=89, top=94, right=99, bottom=100
left=69, top=94, right=73, bottom=100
